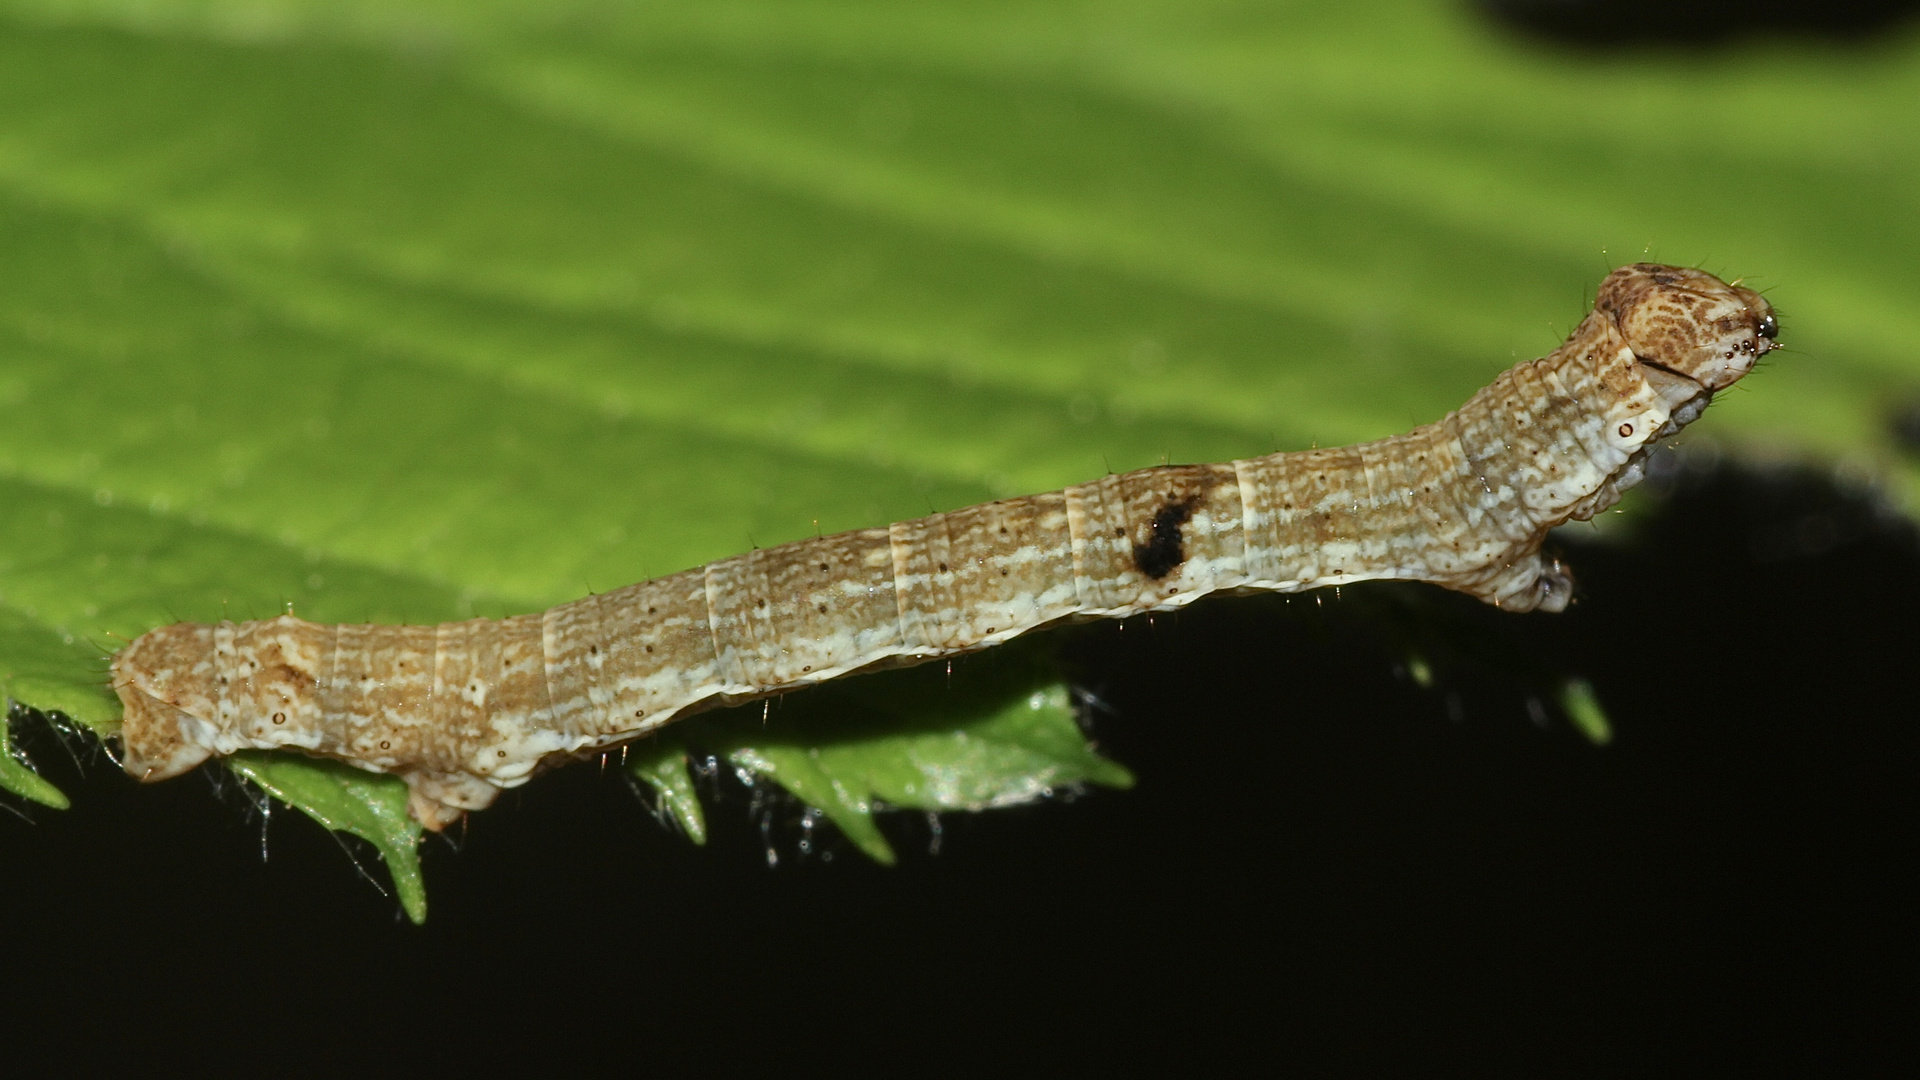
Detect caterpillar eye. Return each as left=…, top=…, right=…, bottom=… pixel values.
left=1757, top=313, right=1779, bottom=340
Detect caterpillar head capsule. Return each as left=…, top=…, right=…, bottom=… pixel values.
left=1601, top=263, right=1780, bottom=391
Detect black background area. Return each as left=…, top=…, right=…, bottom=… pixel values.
left=1478, top=0, right=1920, bottom=48
left=4, top=461, right=1915, bottom=1072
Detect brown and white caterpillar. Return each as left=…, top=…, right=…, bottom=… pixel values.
left=111, top=264, right=1779, bottom=828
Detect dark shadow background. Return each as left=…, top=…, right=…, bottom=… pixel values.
left=1478, top=0, right=1920, bottom=47
left=5, top=458, right=1914, bottom=1072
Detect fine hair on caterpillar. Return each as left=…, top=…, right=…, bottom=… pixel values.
left=110, top=263, right=1781, bottom=828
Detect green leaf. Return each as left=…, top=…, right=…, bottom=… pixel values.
left=1, top=704, right=69, bottom=810
left=688, top=644, right=1132, bottom=864
left=225, top=750, right=427, bottom=924
left=2, top=0, right=1917, bottom=912
left=1558, top=679, right=1614, bottom=748
left=626, top=734, right=708, bottom=846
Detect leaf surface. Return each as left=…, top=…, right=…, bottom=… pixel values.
left=637, top=643, right=1132, bottom=864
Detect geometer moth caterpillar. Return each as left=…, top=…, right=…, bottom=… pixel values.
left=111, top=263, right=1779, bottom=828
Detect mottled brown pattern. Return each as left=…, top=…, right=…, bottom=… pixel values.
left=112, top=264, right=1779, bottom=827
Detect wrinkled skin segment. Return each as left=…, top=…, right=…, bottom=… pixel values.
left=112, top=264, right=1778, bottom=827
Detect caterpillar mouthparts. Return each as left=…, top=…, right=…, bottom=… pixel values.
left=112, top=263, right=1778, bottom=828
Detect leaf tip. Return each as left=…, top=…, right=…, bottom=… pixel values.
left=1, top=699, right=72, bottom=809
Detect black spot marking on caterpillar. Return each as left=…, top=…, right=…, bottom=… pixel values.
left=1133, top=497, right=1199, bottom=579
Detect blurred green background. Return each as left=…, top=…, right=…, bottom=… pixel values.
left=2, top=0, right=1916, bottom=730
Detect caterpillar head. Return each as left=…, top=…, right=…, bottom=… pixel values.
left=1600, top=263, right=1779, bottom=391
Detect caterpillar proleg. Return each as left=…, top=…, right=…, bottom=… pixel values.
left=111, top=264, right=1779, bottom=827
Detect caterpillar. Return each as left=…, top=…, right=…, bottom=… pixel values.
left=111, top=264, right=1779, bottom=828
